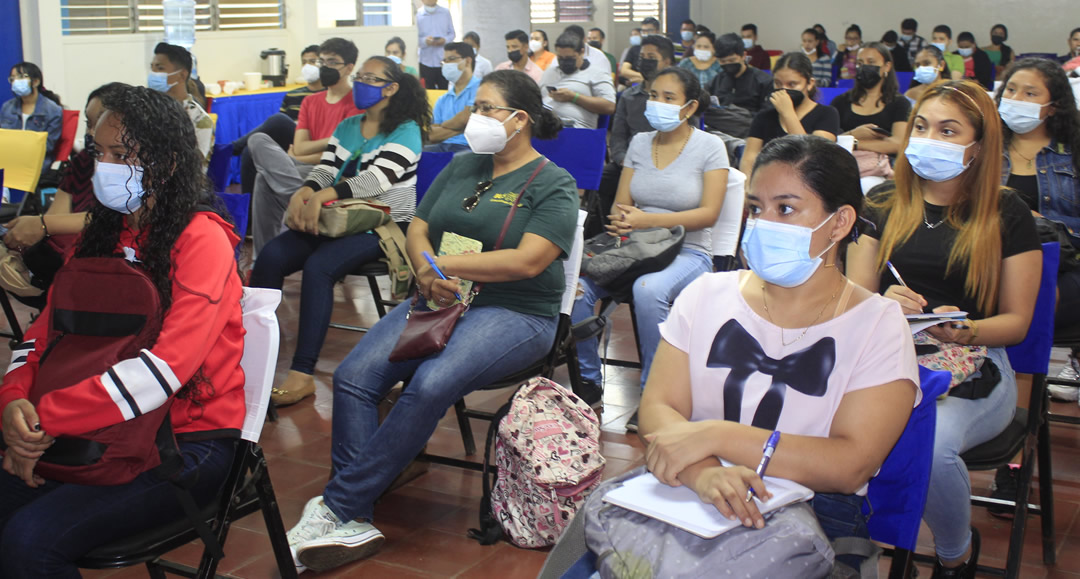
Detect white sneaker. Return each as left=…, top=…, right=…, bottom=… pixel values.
left=1049, top=384, right=1080, bottom=402
left=290, top=497, right=385, bottom=573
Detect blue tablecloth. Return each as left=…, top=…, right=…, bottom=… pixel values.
left=209, top=91, right=289, bottom=186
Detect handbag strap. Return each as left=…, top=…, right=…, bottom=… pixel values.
left=472, top=157, right=549, bottom=296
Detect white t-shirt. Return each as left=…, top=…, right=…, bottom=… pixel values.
left=660, top=271, right=920, bottom=438
left=585, top=44, right=612, bottom=75
left=474, top=54, right=493, bottom=79
left=539, top=62, right=616, bottom=129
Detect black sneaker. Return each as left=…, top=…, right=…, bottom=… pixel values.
left=575, top=379, right=604, bottom=410
left=625, top=410, right=639, bottom=433
left=988, top=464, right=1019, bottom=519
left=931, top=527, right=980, bottom=579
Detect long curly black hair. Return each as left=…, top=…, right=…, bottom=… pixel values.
left=75, top=84, right=223, bottom=314
left=368, top=55, right=431, bottom=138
left=996, top=58, right=1080, bottom=174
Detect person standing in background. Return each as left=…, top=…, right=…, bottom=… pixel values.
left=417, top=0, right=454, bottom=90
left=741, top=24, right=772, bottom=71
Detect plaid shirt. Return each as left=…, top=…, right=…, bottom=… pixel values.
left=900, top=34, right=928, bottom=68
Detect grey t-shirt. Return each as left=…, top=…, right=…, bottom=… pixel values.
left=622, top=129, right=729, bottom=255
left=539, top=62, right=616, bottom=129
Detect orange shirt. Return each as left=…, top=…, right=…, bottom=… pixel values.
left=531, top=50, right=555, bottom=70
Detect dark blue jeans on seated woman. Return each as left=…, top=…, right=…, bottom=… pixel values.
left=0, top=438, right=235, bottom=579
left=249, top=224, right=407, bottom=375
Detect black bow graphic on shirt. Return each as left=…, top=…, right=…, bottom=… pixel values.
left=706, top=319, right=836, bottom=431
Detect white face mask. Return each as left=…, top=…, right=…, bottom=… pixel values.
left=802, top=46, right=816, bottom=56
left=529, top=39, right=543, bottom=53
left=300, top=63, right=320, bottom=84
left=693, top=49, right=713, bottom=62
left=423, top=4, right=437, bottom=13
left=464, top=111, right=521, bottom=154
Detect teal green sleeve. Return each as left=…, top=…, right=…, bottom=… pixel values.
left=523, top=166, right=579, bottom=258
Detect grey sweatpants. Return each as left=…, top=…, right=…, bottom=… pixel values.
left=249, top=132, right=315, bottom=257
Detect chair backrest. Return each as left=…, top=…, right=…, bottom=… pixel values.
left=1017, top=53, right=1058, bottom=60
left=895, top=71, right=914, bottom=92
left=54, top=110, right=80, bottom=163
left=0, top=129, right=49, bottom=193
left=207, top=142, right=234, bottom=193
left=416, top=151, right=454, bottom=202
left=239, top=287, right=282, bottom=443
left=865, top=366, right=952, bottom=551
left=560, top=209, right=588, bottom=316
left=712, top=168, right=747, bottom=258
left=532, top=128, right=607, bottom=190
left=836, top=78, right=855, bottom=90
left=1006, top=242, right=1059, bottom=376
left=427, top=89, right=448, bottom=111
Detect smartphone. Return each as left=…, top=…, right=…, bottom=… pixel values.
left=546, top=86, right=558, bottom=93
left=870, top=126, right=892, bottom=137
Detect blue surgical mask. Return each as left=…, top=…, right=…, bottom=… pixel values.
left=957, top=47, right=974, bottom=57
left=913, top=65, right=939, bottom=85
left=352, top=81, right=385, bottom=110
left=629, top=35, right=642, bottom=47
left=442, top=61, right=463, bottom=85
left=931, top=42, right=947, bottom=53
left=92, top=161, right=145, bottom=214
left=387, top=54, right=403, bottom=65
left=742, top=214, right=837, bottom=288
left=904, top=137, right=976, bottom=182
left=11, top=78, right=31, bottom=97
left=148, top=70, right=180, bottom=93
left=999, top=97, right=1050, bottom=134
left=681, top=31, right=694, bottom=42
left=742, top=37, right=754, bottom=50
left=644, top=100, right=689, bottom=132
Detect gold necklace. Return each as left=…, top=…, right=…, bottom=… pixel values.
left=653, top=126, right=693, bottom=169
left=761, top=275, right=845, bottom=347
left=1010, top=144, right=1036, bottom=170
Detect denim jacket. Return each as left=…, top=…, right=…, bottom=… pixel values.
left=0, top=93, right=64, bottom=171
left=1002, top=140, right=1080, bottom=236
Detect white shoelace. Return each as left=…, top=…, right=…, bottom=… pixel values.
left=291, top=507, right=340, bottom=544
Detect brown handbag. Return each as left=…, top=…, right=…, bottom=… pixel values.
left=387, top=158, right=548, bottom=362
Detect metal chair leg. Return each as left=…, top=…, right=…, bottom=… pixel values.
left=1037, top=403, right=1056, bottom=565
left=455, top=399, right=477, bottom=456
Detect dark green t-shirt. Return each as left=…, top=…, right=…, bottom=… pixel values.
left=416, top=154, right=578, bottom=317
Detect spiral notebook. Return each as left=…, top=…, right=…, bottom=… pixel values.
left=602, top=470, right=815, bottom=539
left=906, top=311, right=968, bottom=334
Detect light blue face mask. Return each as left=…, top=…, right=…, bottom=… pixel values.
left=913, top=65, right=939, bottom=85
left=957, top=47, right=974, bottom=57
left=998, top=97, right=1050, bottom=134
left=148, top=70, right=180, bottom=93
left=904, top=137, right=976, bottom=182
left=11, top=78, right=31, bottom=97
left=386, top=54, right=403, bottom=65
left=741, top=214, right=837, bottom=288
left=742, top=37, right=754, bottom=50
left=644, top=100, right=689, bottom=132
left=442, top=61, right=463, bottom=84
left=92, top=161, right=145, bottom=214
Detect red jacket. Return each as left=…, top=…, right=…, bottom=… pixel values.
left=0, top=212, right=246, bottom=439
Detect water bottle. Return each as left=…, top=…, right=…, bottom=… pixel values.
left=162, top=0, right=196, bottom=50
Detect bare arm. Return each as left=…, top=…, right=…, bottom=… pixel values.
left=428, top=108, right=472, bottom=143
left=292, top=129, right=330, bottom=157
left=612, top=169, right=728, bottom=233
left=846, top=121, right=908, bottom=155
left=620, top=61, right=644, bottom=84
left=738, top=137, right=763, bottom=175
left=845, top=235, right=882, bottom=291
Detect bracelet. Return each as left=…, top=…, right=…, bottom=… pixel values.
left=572, top=92, right=580, bottom=104
left=39, top=215, right=49, bottom=239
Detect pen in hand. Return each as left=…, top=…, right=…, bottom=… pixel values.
left=746, top=431, right=780, bottom=502
left=422, top=251, right=463, bottom=302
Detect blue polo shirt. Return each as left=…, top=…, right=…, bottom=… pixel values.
left=433, top=75, right=480, bottom=147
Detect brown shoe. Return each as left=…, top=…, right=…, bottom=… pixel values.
left=271, top=370, right=316, bottom=406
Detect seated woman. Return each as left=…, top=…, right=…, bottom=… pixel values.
left=1, top=62, right=63, bottom=174
left=740, top=52, right=840, bottom=175
left=801, top=28, right=835, bottom=87
left=572, top=67, right=728, bottom=425
left=831, top=43, right=911, bottom=156
left=531, top=30, right=555, bottom=70
left=284, top=70, right=578, bottom=573
left=641, top=134, right=917, bottom=557
left=995, top=58, right=1080, bottom=400
left=982, top=24, right=1014, bottom=79
left=905, top=45, right=950, bottom=105
left=954, top=32, right=994, bottom=90
left=385, top=36, right=419, bottom=77
left=0, top=84, right=245, bottom=575
left=248, top=56, right=428, bottom=406
left=847, top=80, right=1041, bottom=578
left=678, top=32, right=721, bottom=88
left=832, top=24, right=864, bottom=82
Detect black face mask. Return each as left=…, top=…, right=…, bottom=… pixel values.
left=855, top=64, right=882, bottom=88
left=720, top=62, right=742, bottom=77
left=558, top=57, right=579, bottom=75
left=638, top=57, right=659, bottom=78
left=319, top=66, right=341, bottom=87
left=508, top=50, right=523, bottom=63
left=777, top=88, right=805, bottom=108
left=588, top=40, right=602, bottom=50
left=991, top=34, right=1005, bottom=46
left=84, top=133, right=95, bottom=155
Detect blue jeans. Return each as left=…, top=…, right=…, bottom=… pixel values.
left=322, top=301, right=558, bottom=522
left=811, top=492, right=870, bottom=570
left=572, top=248, right=712, bottom=387
left=923, top=347, right=1017, bottom=561
left=0, top=438, right=235, bottom=578
left=249, top=226, right=403, bottom=375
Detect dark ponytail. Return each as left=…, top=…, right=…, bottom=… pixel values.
left=12, top=62, right=62, bottom=107
left=480, top=69, right=563, bottom=140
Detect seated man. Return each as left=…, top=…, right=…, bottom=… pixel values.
left=708, top=33, right=774, bottom=116
left=741, top=24, right=771, bottom=71
left=587, top=27, right=618, bottom=72
left=495, top=30, right=543, bottom=84
left=150, top=42, right=213, bottom=166
left=931, top=25, right=965, bottom=80
left=539, top=31, right=616, bottom=129
left=563, top=24, right=612, bottom=75
left=281, top=44, right=326, bottom=120
left=426, top=42, right=480, bottom=153
left=247, top=37, right=362, bottom=256
left=463, top=31, right=493, bottom=79
left=619, top=16, right=661, bottom=86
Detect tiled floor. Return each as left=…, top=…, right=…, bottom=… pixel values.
left=4, top=251, right=1080, bottom=578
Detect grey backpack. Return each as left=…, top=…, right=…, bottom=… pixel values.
left=584, top=467, right=835, bottom=579
left=581, top=226, right=685, bottom=303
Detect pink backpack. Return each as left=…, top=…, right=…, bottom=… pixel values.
left=469, top=377, right=605, bottom=548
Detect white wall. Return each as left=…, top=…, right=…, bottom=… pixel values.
left=690, top=0, right=1075, bottom=56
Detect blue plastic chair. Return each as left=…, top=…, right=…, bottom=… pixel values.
left=415, top=150, right=454, bottom=203
left=532, top=128, right=607, bottom=191
left=895, top=71, right=915, bottom=92
left=868, top=366, right=951, bottom=576
left=836, top=78, right=855, bottom=90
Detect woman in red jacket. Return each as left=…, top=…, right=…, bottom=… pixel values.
left=0, top=84, right=246, bottom=577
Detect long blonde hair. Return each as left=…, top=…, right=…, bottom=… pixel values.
left=870, top=80, right=1004, bottom=315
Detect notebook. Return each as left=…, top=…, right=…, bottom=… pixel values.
left=906, top=311, right=968, bottom=334
left=602, top=469, right=815, bottom=539
left=427, top=232, right=483, bottom=310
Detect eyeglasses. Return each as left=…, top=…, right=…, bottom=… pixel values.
left=462, top=180, right=494, bottom=212
left=316, top=59, right=345, bottom=68
left=470, top=103, right=518, bottom=115
left=356, top=73, right=393, bottom=85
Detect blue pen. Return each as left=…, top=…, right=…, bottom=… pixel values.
left=422, top=251, right=463, bottom=301
left=746, top=431, right=781, bottom=502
